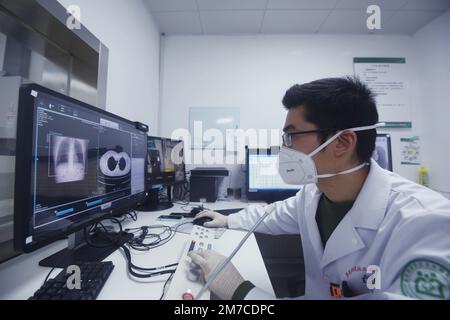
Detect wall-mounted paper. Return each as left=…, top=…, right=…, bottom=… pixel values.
left=354, top=57, right=411, bottom=123
left=400, top=136, right=421, bottom=165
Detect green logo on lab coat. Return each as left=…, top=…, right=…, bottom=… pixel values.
left=401, top=259, right=450, bottom=300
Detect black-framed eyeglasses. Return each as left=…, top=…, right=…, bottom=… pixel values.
left=282, top=129, right=334, bottom=147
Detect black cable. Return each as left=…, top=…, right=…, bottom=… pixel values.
left=113, top=215, right=127, bottom=223
left=125, top=225, right=173, bottom=251
left=170, top=221, right=193, bottom=232
left=43, top=267, right=55, bottom=284
left=84, top=217, right=124, bottom=248
left=120, top=245, right=177, bottom=279
left=125, top=221, right=192, bottom=253
left=80, top=216, right=181, bottom=282
left=150, top=221, right=192, bottom=249
left=159, top=273, right=174, bottom=300
left=120, top=245, right=178, bottom=270
left=128, top=210, right=138, bottom=221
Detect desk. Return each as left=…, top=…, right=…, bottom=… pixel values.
left=0, top=200, right=274, bottom=300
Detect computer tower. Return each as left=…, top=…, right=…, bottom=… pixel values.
left=189, top=167, right=228, bottom=203
left=190, top=176, right=220, bottom=202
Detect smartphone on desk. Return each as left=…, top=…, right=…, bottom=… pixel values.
left=157, top=214, right=183, bottom=221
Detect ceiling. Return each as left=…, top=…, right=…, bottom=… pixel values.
left=144, top=0, right=450, bottom=35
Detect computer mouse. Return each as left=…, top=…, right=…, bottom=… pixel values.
left=192, top=216, right=213, bottom=226
left=190, top=207, right=203, bottom=215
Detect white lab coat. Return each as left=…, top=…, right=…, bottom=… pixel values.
left=228, top=159, right=450, bottom=300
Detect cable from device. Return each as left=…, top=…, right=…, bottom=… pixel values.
left=83, top=216, right=179, bottom=280
left=43, top=267, right=56, bottom=285
left=194, top=203, right=277, bottom=299
left=127, top=221, right=193, bottom=251
left=84, top=217, right=124, bottom=248
left=119, top=244, right=177, bottom=279
left=159, top=273, right=174, bottom=300
left=125, top=225, right=172, bottom=251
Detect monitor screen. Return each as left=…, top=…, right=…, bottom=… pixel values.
left=248, top=153, right=300, bottom=191
left=147, top=137, right=185, bottom=186
left=14, top=84, right=147, bottom=251
left=373, top=134, right=393, bottom=171
left=172, top=140, right=186, bottom=183
left=246, top=147, right=301, bottom=202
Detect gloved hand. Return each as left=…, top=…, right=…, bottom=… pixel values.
left=195, top=210, right=228, bottom=228
left=188, top=250, right=244, bottom=300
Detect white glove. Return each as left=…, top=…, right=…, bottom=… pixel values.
left=195, top=210, right=228, bottom=228
left=188, top=250, right=244, bottom=300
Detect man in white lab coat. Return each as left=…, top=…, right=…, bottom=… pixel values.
left=189, top=76, right=450, bottom=300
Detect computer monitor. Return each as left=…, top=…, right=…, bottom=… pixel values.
left=138, top=137, right=186, bottom=211
left=246, top=147, right=301, bottom=202
left=373, top=134, right=393, bottom=171
left=146, top=136, right=185, bottom=186
left=14, top=84, right=147, bottom=267
left=172, top=140, right=186, bottom=184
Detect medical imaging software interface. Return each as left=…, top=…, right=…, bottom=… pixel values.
left=30, top=93, right=147, bottom=235
left=373, top=135, right=392, bottom=171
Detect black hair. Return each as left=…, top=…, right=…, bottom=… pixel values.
left=282, top=76, right=379, bottom=162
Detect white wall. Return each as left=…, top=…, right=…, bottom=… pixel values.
left=160, top=34, right=424, bottom=193
left=0, top=33, right=6, bottom=73
left=414, top=10, right=450, bottom=196
left=58, top=0, right=161, bottom=135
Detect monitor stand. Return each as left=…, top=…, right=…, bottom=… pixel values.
left=137, top=186, right=174, bottom=212
left=39, top=228, right=132, bottom=268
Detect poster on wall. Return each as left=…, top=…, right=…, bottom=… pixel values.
left=400, top=136, right=421, bottom=165
left=354, top=57, right=411, bottom=124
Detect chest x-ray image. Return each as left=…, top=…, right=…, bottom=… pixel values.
left=50, top=135, right=88, bottom=183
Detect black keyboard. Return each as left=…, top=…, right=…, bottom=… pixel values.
left=29, top=261, right=114, bottom=300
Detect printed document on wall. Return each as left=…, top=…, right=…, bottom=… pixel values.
left=354, top=57, right=411, bottom=123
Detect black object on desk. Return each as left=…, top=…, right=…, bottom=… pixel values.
left=190, top=167, right=229, bottom=202
left=29, top=261, right=114, bottom=300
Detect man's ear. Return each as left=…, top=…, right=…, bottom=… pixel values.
left=334, top=131, right=357, bottom=157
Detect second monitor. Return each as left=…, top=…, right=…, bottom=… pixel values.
left=147, top=136, right=185, bottom=186
left=138, top=136, right=186, bottom=211
left=246, top=146, right=302, bottom=203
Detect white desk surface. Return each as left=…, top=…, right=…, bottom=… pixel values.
left=0, top=200, right=274, bottom=300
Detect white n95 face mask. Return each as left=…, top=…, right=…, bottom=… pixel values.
left=278, top=123, right=383, bottom=185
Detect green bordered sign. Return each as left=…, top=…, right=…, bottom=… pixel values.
left=383, top=122, right=412, bottom=129
left=401, top=259, right=450, bottom=300
left=353, top=57, right=406, bottom=64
